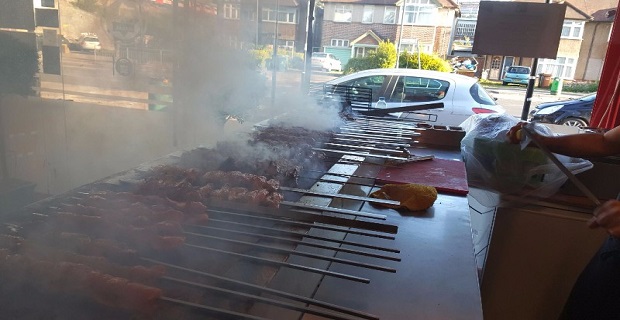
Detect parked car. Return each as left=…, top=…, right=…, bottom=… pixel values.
left=321, top=68, right=505, bottom=126
left=78, top=33, right=101, bottom=51
left=529, top=93, right=596, bottom=127
left=311, top=53, right=342, bottom=72
left=502, top=66, right=531, bottom=86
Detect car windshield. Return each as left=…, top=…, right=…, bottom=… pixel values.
left=470, top=83, right=496, bottom=105
left=313, top=53, right=327, bottom=58
left=508, top=67, right=530, bottom=74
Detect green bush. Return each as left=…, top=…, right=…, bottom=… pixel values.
left=562, top=81, right=599, bottom=93
left=398, top=52, right=451, bottom=72
left=343, top=40, right=397, bottom=74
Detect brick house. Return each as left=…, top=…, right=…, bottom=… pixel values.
left=318, top=0, right=459, bottom=66
left=456, top=0, right=618, bottom=82
left=215, top=0, right=309, bottom=52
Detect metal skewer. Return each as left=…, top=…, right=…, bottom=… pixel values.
left=184, top=243, right=371, bottom=283
left=185, top=223, right=401, bottom=261
left=185, top=232, right=396, bottom=272
left=161, top=296, right=271, bottom=320
left=144, top=258, right=380, bottom=320
left=279, top=186, right=400, bottom=206
left=207, top=207, right=396, bottom=239
left=194, top=219, right=400, bottom=253
left=161, top=277, right=371, bottom=320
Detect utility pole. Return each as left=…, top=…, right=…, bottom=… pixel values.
left=302, top=0, right=315, bottom=93
left=271, top=0, right=280, bottom=107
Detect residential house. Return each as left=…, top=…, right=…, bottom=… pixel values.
left=318, top=0, right=459, bottom=66
left=453, top=0, right=618, bottom=82
left=216, top=0, right=308, bottom=52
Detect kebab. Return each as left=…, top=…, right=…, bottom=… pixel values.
left=0, top=250, right=162, bottom=315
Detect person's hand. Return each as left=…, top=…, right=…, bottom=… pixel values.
left=506, top=122, right=527, bottom=144
left=588, top=200, right=620, bottom=237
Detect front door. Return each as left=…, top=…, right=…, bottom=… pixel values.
left=501, top=56, right=515, bottom=80
left=489, top=56, right=502, bottom=79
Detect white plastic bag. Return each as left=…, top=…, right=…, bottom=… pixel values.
left=460, top=114, right=593, bottom=205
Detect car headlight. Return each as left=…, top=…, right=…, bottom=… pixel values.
left=534, top=105, right=564, bottom=115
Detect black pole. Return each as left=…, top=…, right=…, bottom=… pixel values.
left=520, top=57, right=538, bottom=120
left=520, top=0, right=551, bottom=121
left=302, top=0, right=315, bottom=93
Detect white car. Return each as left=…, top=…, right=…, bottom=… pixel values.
left=312, top=53, right=342, bottom=72
left=323, top=68, right=505, bottom=127
left=78, top=33, right=101, bottom=51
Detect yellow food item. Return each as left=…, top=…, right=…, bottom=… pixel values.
left=370, top=183, right=438, bottom=211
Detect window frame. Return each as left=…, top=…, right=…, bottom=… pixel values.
left=383, top=6, right=397, bottom=24
left=262, top=6, right=297, bottom=23
left=561, top=20, right=584, bottom=39
left=537, top=56, right=577, bottom=79
left=223, top=2, right=240, bottom=20
left=402, top=0, right=436, bottom=25
left=334, top=4, right=353, bottom=22
left=362, top=5, right=374, bottom=24
left=330, top=39, right=350, bottom=47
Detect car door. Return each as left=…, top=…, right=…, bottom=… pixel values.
left=384, top=75, right=451, bottom=123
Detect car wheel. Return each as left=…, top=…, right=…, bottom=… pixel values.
left=502, top=82, right=508, bottom=86
left=560, top=117, right=588, bottom=127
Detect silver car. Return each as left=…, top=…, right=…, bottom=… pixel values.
left=323, top=68, right=505, bottom=126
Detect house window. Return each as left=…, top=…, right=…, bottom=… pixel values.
left=354, top=46, right=375, bottom=57
left=561, top=20, right=584, bottom=39
left=384, top=7, right=396, bottom=24
left=399, top=42, right=431, bottom=53
left=223, top=2, right=240, bottom=20
left=537, top=57, right=577, bottom=79
left=334, top=4, right=352, bottom=22
left=403, top=0, right=436, bottom=25
left=262, top=7, right=297, bottom=23
left=331, top=39, right=349, bottom=47
left=363, top=5, right=374, bottom=23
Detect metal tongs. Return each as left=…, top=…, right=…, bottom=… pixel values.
left=520, top=124, right=601, bottom=207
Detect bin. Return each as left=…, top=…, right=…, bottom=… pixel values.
left=550, top=77, right=563, bottom=95
left=538, top=73, right=552, bottom=88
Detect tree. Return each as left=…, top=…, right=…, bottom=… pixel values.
left=398, top=52, right=452, bottom=72
left=0, top=32, right=39, bottom=179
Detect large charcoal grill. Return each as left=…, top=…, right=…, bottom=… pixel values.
left=0, top=118, right=479, bottom=320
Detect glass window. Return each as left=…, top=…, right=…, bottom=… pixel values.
left=403, top=0, right=436, bottom=25
left=334, top=5, right=352, bottom=22
left=537, top=57, right=577, bottom=79
left=223, top=3, right=240, bottom=20
left=383, top=7, right=396, bottom=24
left=388, top=76, right=450, bottom=103
left=354, top=46, right=375, bottom=57
left=330, top=39, right=349, bottom=47
left=363, top=5, right=374, bottom=23
left=340, top=75, right=386, bottom=99
left=561, top=20, right=584, bottom=39
left=469, top=83, right=496, bottom=106
left=262, top=7, right=296, bottom=23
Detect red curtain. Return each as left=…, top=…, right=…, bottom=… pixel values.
left=590, top=3, right=620, bottom=129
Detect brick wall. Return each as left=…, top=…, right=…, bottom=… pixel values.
left=321, top=21, right=397, bottom=46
